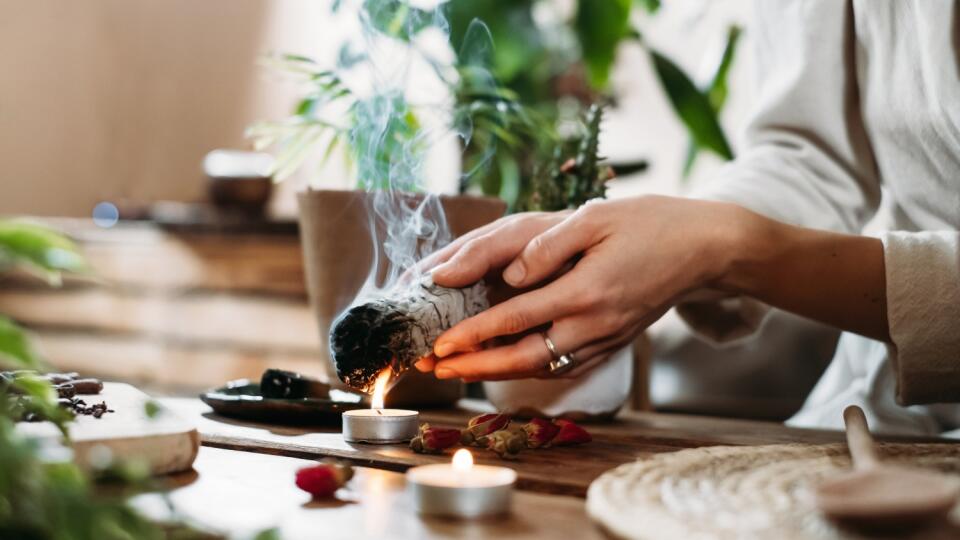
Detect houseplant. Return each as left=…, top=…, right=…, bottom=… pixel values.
left=246, top=0, right=618, bottom=396
left=0, top=221, right=192, bottom=539
left=249, top=1, right=741, bottom=412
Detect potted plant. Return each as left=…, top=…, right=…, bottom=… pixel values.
left=246, top=26, right=517, bottom=403
left=249, top=0, right=740, bottom=413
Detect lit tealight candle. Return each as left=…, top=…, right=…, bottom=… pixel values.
left=407, top=449, right=517, bottom=518
left=342, top=370, right=418, bottom=444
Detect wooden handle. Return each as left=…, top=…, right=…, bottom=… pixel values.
left=843, top=405, right=879, bottom=470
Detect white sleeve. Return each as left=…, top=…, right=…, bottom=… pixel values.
left=883, top=231, right=960, bottom=405
left=679, top=0, right=882, bottom=343
left=696, top=0, right=881, bottom=229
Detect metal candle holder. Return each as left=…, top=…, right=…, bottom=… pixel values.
left=341, top=409, right=419, bottom=444
left=407, top=458, right=517, bottom=518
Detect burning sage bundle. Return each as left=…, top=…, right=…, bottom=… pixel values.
left=330, top=275, right=488, bottom=393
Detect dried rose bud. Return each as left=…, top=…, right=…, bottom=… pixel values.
left=482, top=429, right=526, bottom=459
left=295, top=462, right=354, bottom=498
left=551, top=419, right=592, bottom=446
left=461, top=413, right=511, bottom=446
left=522, top=418, right=561, bottom=448
left=410, top=423, right=461, bottom=454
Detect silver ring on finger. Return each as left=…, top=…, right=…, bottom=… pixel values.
left=541, top=332, right=560, bottom=360
left=548, top=352, right=577, bottom=375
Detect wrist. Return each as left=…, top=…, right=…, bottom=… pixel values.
left=711, top=205, right=787, bottom=296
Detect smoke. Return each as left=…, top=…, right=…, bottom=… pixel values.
left=333, top=0, right=497, bottom=298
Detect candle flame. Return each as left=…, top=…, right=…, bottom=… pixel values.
left=371, top=369, right=391, bottom=410
left=452, top=449, right=473, bottom=472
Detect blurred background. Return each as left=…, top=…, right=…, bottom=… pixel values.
left=0, top=0, right=837, bottom=419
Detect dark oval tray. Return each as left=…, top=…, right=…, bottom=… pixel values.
left=200, top=379, right=369, bottom=425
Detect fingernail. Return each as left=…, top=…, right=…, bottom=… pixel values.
left=503, top=262, right=526, bottom=285
left=414, top=359, right=431, bottom=372
left=434, top=342, right=455, bottom=357
left=435, top=367, right=458, bottom=379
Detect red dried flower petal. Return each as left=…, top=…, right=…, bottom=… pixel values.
left=551, top=419, right=591, bottom=446
left=522, top=418, right=561, bottom=448
left=422, top=426, right=462, bottom=451
left=462, top=413, right=512, bottom=445
left=467, top=413, right=511, bottom=433
left=295, top=464, right=342, bottom=498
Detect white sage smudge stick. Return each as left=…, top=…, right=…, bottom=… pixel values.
left=330, top=275, right=488, bottom=393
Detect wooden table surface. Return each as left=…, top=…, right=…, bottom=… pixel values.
left=151, top=399, right=957, bottom=539
left=161, top=398, right=876, bottom=497
left=134, top=446, right=604, bottom=540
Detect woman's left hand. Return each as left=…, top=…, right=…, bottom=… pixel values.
left=426, top=195, right=757, bottom=381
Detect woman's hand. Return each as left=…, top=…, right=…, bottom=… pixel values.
left=425, top=195, right=756, bottom=381
left=411, top=210, right=571, bottom=372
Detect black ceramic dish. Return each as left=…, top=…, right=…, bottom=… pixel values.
left=200, top=379, right=369, bottom=425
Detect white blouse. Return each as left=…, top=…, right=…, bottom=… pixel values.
left=686, top=0, right=960, bottom=435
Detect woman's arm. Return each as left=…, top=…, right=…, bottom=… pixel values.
left=719, top=213, right=889, bottom=343
left=427, top=195, right=890, bottom=381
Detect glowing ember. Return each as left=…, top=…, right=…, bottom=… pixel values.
left=370, top=369, right=391, bottom=410
left=452, top=449, right=473, bottom=472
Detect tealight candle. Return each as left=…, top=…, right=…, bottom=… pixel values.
left=407, top=449, right=516, bottom=518
left=342, top=370, right=418, bottom=444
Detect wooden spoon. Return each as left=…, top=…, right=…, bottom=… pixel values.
left=816, top=405, right=960, bottom=526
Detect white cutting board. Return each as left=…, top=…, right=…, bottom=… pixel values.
left=16, top=382, right=199, bottom=475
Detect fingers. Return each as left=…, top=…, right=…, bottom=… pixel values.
left=502, top=208, right=599, bottom=288
left=431, top=213, right=561, bottom=288
left=414, top=354, right=436, bottom=372
left=411, top=218, right=501, bottom=277
left=433, top=273, right=588, bottom=356
left=433, top=333, right=551, bottom=380
left=432, top=315, right=608, bottom=380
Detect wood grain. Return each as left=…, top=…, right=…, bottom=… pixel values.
left=18, top=218, right=308, bottom=296
left=135, top=446, right=604, bottom=540
left=25, top=331, right=326, bottom=392
left=161, top=398, right=873, bottom=497
left=0, top=288, right=318, bottom=350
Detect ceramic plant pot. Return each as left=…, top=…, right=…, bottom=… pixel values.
left=297, top=189, right=506, bottom=407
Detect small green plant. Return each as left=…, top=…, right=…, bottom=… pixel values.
left=250, top=1, right=741, bottom=209
left=0, top=221, right=214, bottom=539
left=524, top=104, right=614, bottom=211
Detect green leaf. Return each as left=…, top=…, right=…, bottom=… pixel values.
left=497, top=154, right=521, bottom=210
left=0, top=316, right=39, bottom=369
left=361, top=0, right=432, bottom=41
left=252, top=528, right=282, bottom=540
left=575, top=0, right=632, bottom=89
left=635, top=0, right=660, bottom=13
left=681, top=139, right=699, bottom=179
left=0, top=221, right=86, bottom=284
left=649, top=49, right=733, bottom=160
left=143, top=400, right=161, bottom=419
left=706, top=25, right=742, bottom=112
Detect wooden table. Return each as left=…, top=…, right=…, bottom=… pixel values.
left=164, top=398, right=854, bottom=497
left=150, top=399, right=952, bottom=538
left=134, top=446, right=604, bottom=539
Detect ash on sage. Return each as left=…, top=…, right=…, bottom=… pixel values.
left=330, top=275, right=488, bottom=393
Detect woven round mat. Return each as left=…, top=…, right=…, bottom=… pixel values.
left=587, top=444, right=960, bottom=540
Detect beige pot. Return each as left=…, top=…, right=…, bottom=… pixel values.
left=297, top=189, right=506, bottom=407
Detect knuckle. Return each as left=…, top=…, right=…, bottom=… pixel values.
left=527, top=234, right=555, bottom=263
left=500, top=310, right=530, bottom=335
left=600, top=313, right=626, bottom=335
left=457, top=235, right=492, bottom=261
left=575, top=286, right=604, bottom=311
